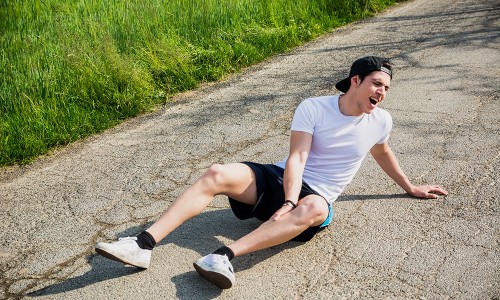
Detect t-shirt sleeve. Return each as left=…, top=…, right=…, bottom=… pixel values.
left=290, top=99, right=317, bottom=134
left=376, top=111, right=393, bottom=144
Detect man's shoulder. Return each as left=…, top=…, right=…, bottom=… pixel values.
left=373, top=106, right=392, bottom=119
left=371, top=107, right=393, bottom=132
left=299, top=95, right=338, bottom=110
left=303, top=95, right=339, bottom=103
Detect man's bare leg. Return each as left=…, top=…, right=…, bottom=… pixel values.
left=145, top=163, right=258, bottom=243
left=192, top=195, right=329, bottom=289
left=95, top=163, right=257, bottom=269
left=227, top=195, right=329, bottom=257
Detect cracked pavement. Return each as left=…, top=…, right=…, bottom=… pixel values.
left=1, top=0, right=499, bottom=299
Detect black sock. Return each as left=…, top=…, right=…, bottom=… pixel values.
left=136, top=231, right=157, bottom=250
left=212, top=246, right=235, bottom=261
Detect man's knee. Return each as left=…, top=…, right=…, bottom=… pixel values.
left=199, top=164, right=228, bottom=190
left=296, top=197, right=329, bottom=226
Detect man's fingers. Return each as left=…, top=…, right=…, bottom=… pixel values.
left=273, top=206, right=292, bottom=221
left=436, top=187, right=448, bottom=195
left=430, top=185, right=448, bottom=196
left=412, top=185, right=448, bottom=199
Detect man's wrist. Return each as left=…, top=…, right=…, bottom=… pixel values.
left=404, top=184, right=416, bottom=195
left=283, top=200, right=297, bottom=208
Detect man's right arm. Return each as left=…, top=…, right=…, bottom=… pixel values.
left=272, top=130, right=312, bottom=220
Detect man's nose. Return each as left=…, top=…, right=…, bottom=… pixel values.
left=375, top=87, right=384, bottom=98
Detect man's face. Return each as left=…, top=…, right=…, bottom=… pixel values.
left=352, top=71, right=391, bottom=114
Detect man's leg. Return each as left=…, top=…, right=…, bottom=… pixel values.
left=227, top=194, right=329, bottom=256
left=145, top=163, right=258, bottom=243
left=193, top=195, right=329, bottom=289
left=95, top=163, right=258, bottom=268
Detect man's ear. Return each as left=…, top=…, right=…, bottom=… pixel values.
left=350, top=75, right=360, bottom=87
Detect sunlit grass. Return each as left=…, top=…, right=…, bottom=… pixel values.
left=0, top=0, right=400, bottom=165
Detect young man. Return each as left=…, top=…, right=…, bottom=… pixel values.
left=95, top=56, right=448, bottom=289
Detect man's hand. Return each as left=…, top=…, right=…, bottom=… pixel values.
left=371, top=143, right=449, bottom=199
left=409, top=185, right=448, bottom=199
left=272, top=204, right=295, bottom=221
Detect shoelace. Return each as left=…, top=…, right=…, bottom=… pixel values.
left=209, top=255, right=234, bottom=273
left=117, top=237, right=137, bottom=243
left=225, top=262, right=234, bottom=274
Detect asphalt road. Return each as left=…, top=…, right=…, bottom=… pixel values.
left=1, top=0, right=499, bottom=299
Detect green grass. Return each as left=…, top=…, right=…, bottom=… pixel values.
left=0, top=0, right=401, bottom=166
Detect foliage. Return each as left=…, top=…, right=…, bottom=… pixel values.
left=0, top=0, right=399, bottom=165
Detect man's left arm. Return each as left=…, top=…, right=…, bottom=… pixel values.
left=370, top=142, right=448, bottom=199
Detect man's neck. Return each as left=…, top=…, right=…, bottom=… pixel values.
left=338, top=94, right=363, bottom=116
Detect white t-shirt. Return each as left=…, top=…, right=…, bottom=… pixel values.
left=275, top=95, right=392, bottom=203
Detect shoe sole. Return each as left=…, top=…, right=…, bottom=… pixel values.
left=95, top=247, right=148, bottom=269
left=193, top=262, right=233, bottom=289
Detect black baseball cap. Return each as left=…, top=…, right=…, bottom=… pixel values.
left=335, top=56, right=393, bottom=93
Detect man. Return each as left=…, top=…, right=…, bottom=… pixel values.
left=95, top=56, right=448, bottom=289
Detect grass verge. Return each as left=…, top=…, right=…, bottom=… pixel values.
left=1, top=0, right=401, bottom=165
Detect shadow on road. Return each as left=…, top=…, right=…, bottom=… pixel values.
left=337, top=193, right=413, bottom=201
left=27, top=192, right=412, bottom=298
left=28, top=208, right=302, bottom=298
left=27, top=256, right=143, bottom=297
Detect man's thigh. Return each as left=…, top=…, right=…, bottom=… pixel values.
left=217, top=162, right=258, bottom=206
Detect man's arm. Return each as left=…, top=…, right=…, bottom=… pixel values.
left=370, top=142, right=448, bottom=198
left=272, top=130, right=312, bottom=220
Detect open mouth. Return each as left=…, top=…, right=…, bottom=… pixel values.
left=369, top=97, right=379, bottom=105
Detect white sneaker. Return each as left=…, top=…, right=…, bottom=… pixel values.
left=193, top=254, right=235, bottom=289
left=95, top=237, right=151, bottom=269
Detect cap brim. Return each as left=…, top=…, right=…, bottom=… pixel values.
left=335, top=77, right=351, bottom=93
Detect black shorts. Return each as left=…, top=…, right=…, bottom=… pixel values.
left=228, top=162, right=333, bottom=242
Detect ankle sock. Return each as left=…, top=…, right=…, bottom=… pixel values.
left=136, top=231, right=157, bottom=250
left=212, top=246, right=235, bottom=261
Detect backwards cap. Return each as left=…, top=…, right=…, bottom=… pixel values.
left=335, top=56, right=392, bottom=93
